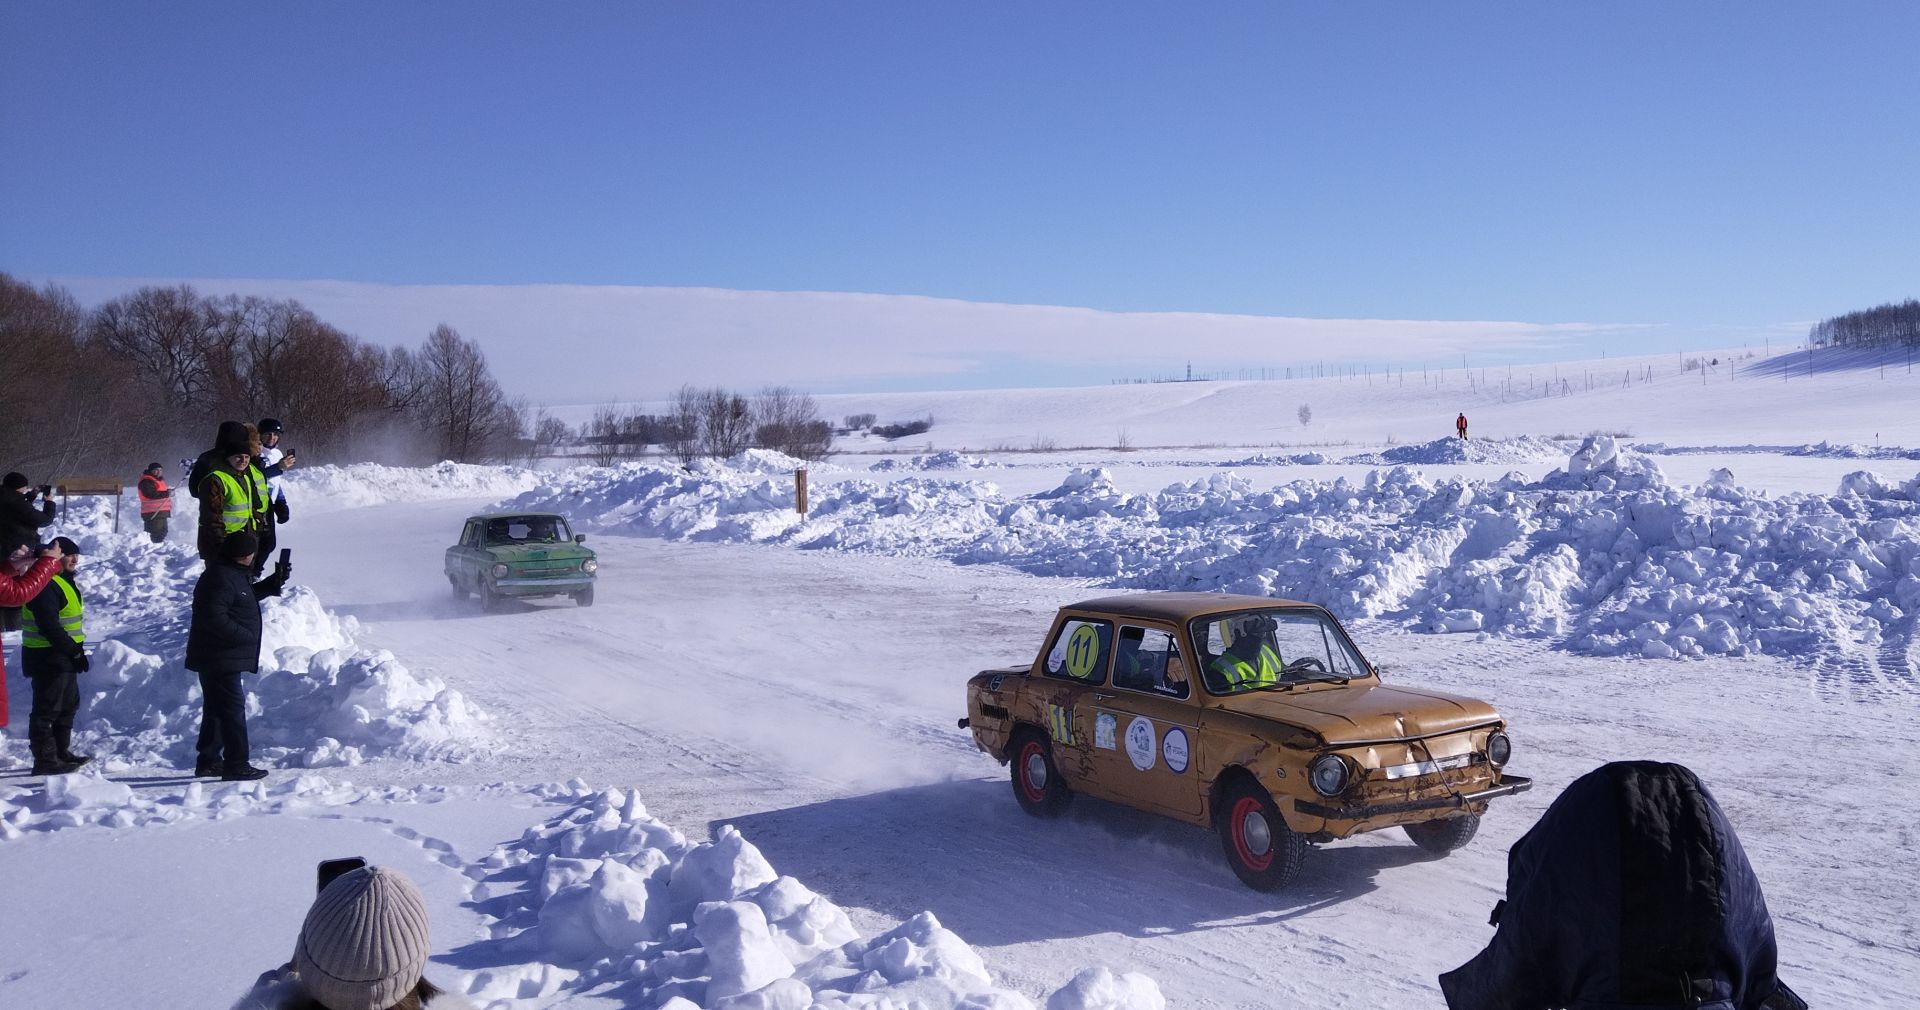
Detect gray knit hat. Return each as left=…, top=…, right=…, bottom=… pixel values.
left=293, top=865, right=431, bottom=1010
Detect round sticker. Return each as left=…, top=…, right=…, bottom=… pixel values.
left=1162, top=727, right=1190, bottom=774
left=1124, top=716, right=1157, bottom=771
left=1064, top=624, right=1100, bottom=679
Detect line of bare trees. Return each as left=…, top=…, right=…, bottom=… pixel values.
left=0, top=273, right=521, bottom=477
left=577, top=385, right=834, bottom=467
left=1809, top=299, right=1920, bottom=350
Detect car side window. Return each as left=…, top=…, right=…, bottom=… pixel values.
left=1320, top=623, right=1367, bottom=678
left=1113, top=626, right=1190, bottom=700
left=1043, top=618, right=1112, bottom=684
left=461, top=521, right=478, bottom=547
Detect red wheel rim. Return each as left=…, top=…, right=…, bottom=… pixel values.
left=1232, top=796, right=1273, bottom=871
left=1018, top=742, right=1048, bottom=803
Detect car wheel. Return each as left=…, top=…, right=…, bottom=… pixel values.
left=478, top=581, right=499, bottom=612
left=1009, top=728, right=1070, bottom=817
left=1217, top=777, right=1307, bottom=890
left=1404, top=814, right=1480, bottom=855
left=574, top=585, right=595, bottom=607
left=448, top=574, right=466, bottom=600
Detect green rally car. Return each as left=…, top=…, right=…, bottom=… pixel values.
left=446, top=512, right=598, bottom=609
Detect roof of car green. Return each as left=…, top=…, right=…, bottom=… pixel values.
left=461, top=511, right=569, bottom=522
left=1061, top=592, right=1317, bottom=622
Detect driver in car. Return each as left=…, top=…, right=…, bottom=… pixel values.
left=1209, top=615, right=1284, bottom=691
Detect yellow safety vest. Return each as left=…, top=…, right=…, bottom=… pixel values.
left=1211, top=644, right=1283, bottom=689
left=22, top=574, right=84, bottom=650
left=207, top=466, right=268, bottom=533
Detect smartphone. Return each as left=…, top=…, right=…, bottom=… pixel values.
left=279, top=547, right=291, bottom=565
left=317, top=856, right=367, bottom=894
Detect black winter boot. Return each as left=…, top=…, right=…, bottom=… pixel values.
left=28, top=728, right=77, bottom=775
left=222, top=763, right=269, bottom=782
left=55, top=727, right=92, bottom=768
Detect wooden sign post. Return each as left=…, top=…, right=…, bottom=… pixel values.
left=795, top=468, right=809, bottom=515
left=55, top=479, right=125, bottom=533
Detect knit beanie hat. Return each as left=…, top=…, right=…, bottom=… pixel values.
left=146, top=462, right=164, bottom=475
left=215, top=420, right=253, bottom=456
left=293, top=865, right=431, bottom=1010
left=1, top=472, right=26, bottom=490
left=221, top=531, right=259, bottom=560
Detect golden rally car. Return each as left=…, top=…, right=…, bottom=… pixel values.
left=961, top=593, right=1530, bottom=889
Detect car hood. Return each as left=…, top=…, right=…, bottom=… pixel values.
left=485, top=543, right=593, bottom=563
left=1217, top=682, right=1500, bottom=744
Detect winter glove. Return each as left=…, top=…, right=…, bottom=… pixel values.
left=258, top=569, right=289, bottom=598
left=72, top=649, right=90, bottom=673
left=272, top=498, right=291, bottom=524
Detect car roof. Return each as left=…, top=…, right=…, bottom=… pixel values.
left=1061, top=592, right=1317, bottom=622
left=463, top=512, right=566, bottom=523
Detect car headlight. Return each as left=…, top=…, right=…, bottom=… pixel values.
left=491, top=563, right=509, bottom=579
left=1487, top=731, right=1511, bottom=767
left=1308, top=754, right=1351, bottom=797
left=581, top=558, right=598, bottom=573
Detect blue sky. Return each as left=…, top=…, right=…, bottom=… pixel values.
left=4, top=2, right=1917, bottom=397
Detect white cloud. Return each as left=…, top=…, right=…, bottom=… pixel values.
left=44, top=276, right=1623, bottom=401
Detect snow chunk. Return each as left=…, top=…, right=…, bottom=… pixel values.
left=1045, top=967, right=1168, bottom=1010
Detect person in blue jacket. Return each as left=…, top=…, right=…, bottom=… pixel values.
left=1441, top=761, right=1805, bottom=1010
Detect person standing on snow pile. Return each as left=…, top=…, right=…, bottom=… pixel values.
left=230, top=864, right=474, bottom=1010
left=196, top=421, right=272, bottom=563
left=21, top=536, right=92, bottom=776
left=1439, top=760, right=1807, bottom=1010
left=254, top=418, right=297, bottom=577
left=186, top=530, right=288, bottom=781
left=1456, top=412, right=1469, bottom=440
left=1, top=541, right=64, bottom=733
left=136, top=462, right=173, bottom=543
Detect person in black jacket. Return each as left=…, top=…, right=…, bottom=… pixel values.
left=1440, top=761, right=1805, bottom=1010
left=22, top=536, right=90, bottom=775
left=186, top=530, right=289, bottom=781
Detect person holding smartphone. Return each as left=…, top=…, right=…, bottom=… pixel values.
left=185, top=530, right=289, bottom=781
left=0, top=471, right=56, bottom=562
left=1, top=539, right=64, bottom=732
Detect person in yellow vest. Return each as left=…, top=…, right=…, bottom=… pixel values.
left=137, top=462, right=172, bottom=543
left=22, top=536, right=90, bottom=775
left=197, top=424, right=270, bottom=562
left=1207, top=614, right=1284, bottom=691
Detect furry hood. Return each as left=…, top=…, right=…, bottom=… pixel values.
left=230, top=976, right=478, bottom=1010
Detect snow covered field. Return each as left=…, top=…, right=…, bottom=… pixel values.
left=4, top=350, right=1919, bottom=1008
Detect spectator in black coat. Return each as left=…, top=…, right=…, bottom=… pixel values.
left=1440, top=761, right=1804, bottom=1010
left=186, top=530, right=288, bottom=781
left=0, top=471, right=56, bottom=557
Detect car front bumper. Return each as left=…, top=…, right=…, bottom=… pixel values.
left=494, top=575, right=594, bottom=594
left=1294, top=774, right=1533, bottom=821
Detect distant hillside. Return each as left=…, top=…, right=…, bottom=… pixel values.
left=1810, top=298, right=1920, bottom=349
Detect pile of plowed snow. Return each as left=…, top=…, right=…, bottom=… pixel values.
left=1637, top=441, right=1920, bottom=461
left=282, top=460, right=542, bottom=512
left=1, top=499, right=491, bottom=770
left=1351, top=434, right=1569, bottom=466
left=869, top=450, right=995, bottom=471
left=511, top=438, right=1920, bottom=662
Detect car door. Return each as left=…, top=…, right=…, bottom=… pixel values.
left=1084, top=624, right=1205, bottom=818
left=1030, top=615, right=1117, bottom=799
left=456, top=520, right=482, bottom=587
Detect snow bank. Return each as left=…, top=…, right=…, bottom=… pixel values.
left=2, top=512, right=491, bottom=769
left=1355, top=434, right=1568, bottom=466
left=464, top=784, right=1146, bottom=1009
left=1637, top=440, right=1920, bottom=461
left=513, top=442, right=1920, bottom=663
left=1222, top=450, right=1334, bottom=466
left=869, top=451, right=995, bottom=471
left=282, top=460, right=542, bottom=512
left=0, top=769, right=445, bottom=840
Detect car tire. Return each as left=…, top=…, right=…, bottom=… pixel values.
left=574, top=585, right=594, bottom=607
left=1404, top=814, right=1479, bottom=855
left=1217, top=777, right=1307, bottom=891
left=1009, top=728, right=1071, bottom=817
left=478, top=581, right=499, bottom=612
left=448, top=574, right=466, bottom=600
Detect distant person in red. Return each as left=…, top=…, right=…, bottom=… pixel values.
left=1456, top=413, right=1469, bottom=440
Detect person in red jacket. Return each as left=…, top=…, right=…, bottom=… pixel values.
left=1, top=540, right=64, bottom=730
left=1456, top=412, right=1469, bottom=440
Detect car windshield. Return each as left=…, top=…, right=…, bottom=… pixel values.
left=1190, top=608, right=1370, bottom=695
left=485, top=516, right=571, bottom=545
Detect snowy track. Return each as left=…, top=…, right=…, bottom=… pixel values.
left=275, top=497, right=1914, bottom=1007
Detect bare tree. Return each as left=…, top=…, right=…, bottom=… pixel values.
left=1297, top=403, right=1312, bottom=427
left=666, top=385, right=702, bottom=466
left=585, top=403, right=624, bottom=466
left=700, top=387, right=754, bottom=459
left=0, top=275, right=147, bottom=476
left=410, top=324, right=514, bottom=462
left=89, top=284, right=223, bottom=410
left=753, top=386, right=833, bottom=460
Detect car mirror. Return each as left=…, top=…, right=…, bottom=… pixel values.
left=574, top=533, right=586, bottom=543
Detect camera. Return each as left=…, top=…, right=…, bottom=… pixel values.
left=317, top=856, right=367, bottom=894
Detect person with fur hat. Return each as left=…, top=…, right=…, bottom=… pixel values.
left=230, top=864, right=473, bottom=1010
left=21, top=536, right=91, bottom=774
left=186, top=529, right=289, bottom=780
left=196, top=421, right=272, bottom=562
left=1, top=540, right=65, bottom=733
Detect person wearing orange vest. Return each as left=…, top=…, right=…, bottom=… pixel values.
left=1456, top=412, right=1469, bottom=440
left=137, top=462, right=172, bottom=543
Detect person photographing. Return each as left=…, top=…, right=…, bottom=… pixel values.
left=186, top=531, right=289, bottom=781
left=1, top=540, right=64, bottom=736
